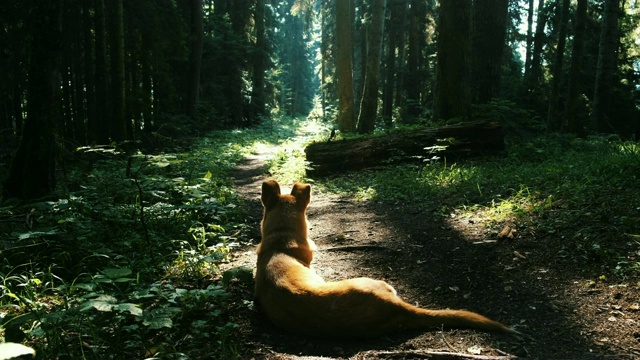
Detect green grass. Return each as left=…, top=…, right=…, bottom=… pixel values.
left=0, top=117, right=302, bottom=359
left=2, top=116, right=639, bottom=358
left=306, top=133, right=640, bottom=277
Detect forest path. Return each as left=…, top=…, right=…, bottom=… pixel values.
left=226, top=127, right=637, bottom=359
left=227, top=133, right=527, bottom=360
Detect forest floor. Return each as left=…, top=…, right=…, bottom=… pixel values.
left=223, top=131, right=640, bottom=359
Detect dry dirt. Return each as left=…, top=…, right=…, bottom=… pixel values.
left=225, top=143, right=640, bottom=360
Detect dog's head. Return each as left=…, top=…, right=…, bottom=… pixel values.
left=261, top=180, right=310, bottom=212
left=260, top=180, right=311, bottom=244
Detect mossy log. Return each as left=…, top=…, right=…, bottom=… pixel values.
left=304, top=120, right=505, bottom=175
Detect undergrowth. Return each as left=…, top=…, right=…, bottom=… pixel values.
left=0, top=118, right=301, bottom=359
left=312, top=133, right=640, bottom=279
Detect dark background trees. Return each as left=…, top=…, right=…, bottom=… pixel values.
left=1, top=0, right=640, bottom=199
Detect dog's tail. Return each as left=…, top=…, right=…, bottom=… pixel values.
left=406, top=306, right=517, bottom=334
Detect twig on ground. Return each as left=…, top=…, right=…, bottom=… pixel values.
left=353, top=349, right=523, bottom=359
left=322, top=244, right=390, bottom=252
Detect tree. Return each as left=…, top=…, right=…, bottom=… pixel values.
left=250, top=0, right=268, bottom=122
left=563, top=0, right=587, bottom=134
left=3, top=1, right=63, bottom=199
left=405, top=0, right=427, bottom=118
left=591, top=0, right=621, bottom=133
left=522, top=0, right=547, bottom=109
left=381, top=0, right=406, bottom=127
left=335, top=0, right=356, bottom=132
left=356, top=0, right=386, bottom=134
left=470, top=0, right=509, bottom=104
left=110, top=0, right=127, bottom=141
left=433, top=0, right=471, bottom=121
left=185, top=0, right=204, bottom=118
left=547, top=0, right=570, bottom=131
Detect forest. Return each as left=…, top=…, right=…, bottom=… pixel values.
left=0, top=0, right=639, bottom=359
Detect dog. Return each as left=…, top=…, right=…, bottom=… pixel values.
left=255, top=180, right=514, bottom=338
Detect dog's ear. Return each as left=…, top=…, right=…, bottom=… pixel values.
left=261, top=180, right=281, bottom=209
left=291, top=182, right=311, bottom=209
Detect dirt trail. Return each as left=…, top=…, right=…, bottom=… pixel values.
left=228, top=140, right=639, bottom=359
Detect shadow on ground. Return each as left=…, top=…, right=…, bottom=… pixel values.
left=229, top=147, right=638, bottom=359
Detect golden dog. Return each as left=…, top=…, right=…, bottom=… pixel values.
left=255, top=180, right=514, bottom=338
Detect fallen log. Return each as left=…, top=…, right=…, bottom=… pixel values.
left=304, top=120, right=505, bottom=175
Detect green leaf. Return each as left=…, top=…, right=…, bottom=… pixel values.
left=0, top=342, right=36, bottom=360
left=115, top=303, right=143, bottom=316
left=101, top=268, right=132, bottom=279
left=143, top=316, right=173, bottom=329
left=80, top=299, right=114, bottom=312
left=204, top=170, right=213, bottom=179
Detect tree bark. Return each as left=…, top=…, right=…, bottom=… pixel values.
left=110, top=0, right=127, bottom=141
left=94, top=0, right=110, bottom=144
left=381, top=0, right=403, bottom=127
left=305, top=120, right=504, bottom=175
left=3, top=0, right=62, bottom=199
left=336, top=0, right=356, bottom=132
left=591, top=0, right=620, bottom=133
left=250, top=0, right=267, bottom=123
left=185, top=0, right=204, bottom=118
left=356, top=0, right=386, bottom=134
left=547, top=0, right=570, bottom=131
left=433, top=0, right=471, bottom=121
left=564, top=0, right=587, bottom=134
left=523, top=0, right=547, bottom=107
left=471, top=0, right=509, bottom=104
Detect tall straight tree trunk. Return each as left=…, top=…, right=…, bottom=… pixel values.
left=471, top=0, right=509, bottom=104
left=591, top=0, right=620, bottom=133
left=405, top=0, right=426, bottom=118
left=94, top=0, right=110, bottom=143
left=433, top=0, right=471, bottom=121
left=564, top=0, right=587, bottom=134
left=4, top=0, right=62, bottom=199
left=336, top=0, right=356, bottom=132
left=185, top=0, right=204, bottom=118
left=547, top=0, right=570, bottom=131
left=523, top=0, right=547, bottom=106
left=524, top=0, right=535, bottom=76
left=83, top=0, right=96, bottom=143
left=357, top=0, right=386, bottom=134
left=110, top=0, right=126, bottom=141
left=394, top=2, right=408, bottom=115
left=382, top=0, right=402, bottom=127
left=320, top=0, right=327, bottom=121
left=353, top=0, right=366, bottom=116
left=250, top=0, right=267, bottom=123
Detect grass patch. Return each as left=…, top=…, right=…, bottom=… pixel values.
left=0, top=117, right=300, bottom=359
left=305, top=134, right=640, bottom=278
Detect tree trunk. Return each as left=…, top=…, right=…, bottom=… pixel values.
left=3, top=0, right=62, bottom=199
left=405, top=0, right=426, bottom=119
left=336, top=0, right=356, bottom=132
left=250, top=0, right=267, bottom=123
left=433, top=0, right=471, bottom=121
left=185, top=0, right=204, bottom=118
left=110, top=0, right=127, bottom=141
left=94, top=0, right=110, bottom=144
left=381, top=0, right=401, bottom=127
left=83, top=0, right=97, bottom=144
left=305, top=120, right=504, bottom=175
left=356, top=0, right=386, bottom=134
left=523, top=0, right=547, bottom=107
left=563, top=0, right=587, bottom=134
left=471, top=0, right=509, bottom=104
left=524, top=0, right=535, bottom=76
left=591, top=0, right=620, bottom=133
left=547, top=0, right=570, bottom=131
